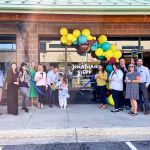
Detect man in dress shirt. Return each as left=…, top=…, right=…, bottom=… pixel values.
left=47, top=66, right=59, bottom=107
left=137, top=59, right=150, bottom=114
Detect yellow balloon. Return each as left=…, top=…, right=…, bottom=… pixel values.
left=98, top=35, right=107, bottom=44
left=108, top=94, right=114, bottom=106
left=114, top=50, right=122, bottom=59
left=106, top=82, right=110, bottom=90
left=61, top=36, right=68, bottom=44
left=102, top=52, right=106, bottom=56
left=110, top=44, right=117, bottom=51
left=82, top=29, right=91, bottom=37
left=107, top=57, right=110, bottom=61
left=72, top=36, right=77, bottom=42
left=67, top=34, right=74, bottom=41
left=95, top=48, right=103, bottom=56
left=87, top=35, right=93, bottom=40
left=105, top=50, right=113, bottom=58
left=92, top=36, right=96, bottom=40
left=116, top=58, right=119, bottom=62
left=60, top=28, right=68, bottom=36
left=73, top=29, right=81, bottom=38
left=66, top=40, right=72, bottom=46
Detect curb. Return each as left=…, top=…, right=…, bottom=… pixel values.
left=76, top=127, right=150, bottom=136
left=0, top=128, right=75, bottom=139
left=0, top=127, right=150, bottom=139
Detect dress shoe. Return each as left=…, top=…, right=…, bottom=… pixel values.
left=144, top=111, right=150, bottom=115
left=128, top=110, right=133, bottom=114
left=137, top=108, right=143, bottom=112
left=118, top=108, right=123, bottom=111
left=130, top=112, right=138, bottom=116
left=24, top=108, right=29, bottom=113
left=22, top=108, right=29, bottom=113
left=111, top=109, right=119, bottom=112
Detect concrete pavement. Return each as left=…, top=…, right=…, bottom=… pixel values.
left=0, top=104, right=150, bottom=144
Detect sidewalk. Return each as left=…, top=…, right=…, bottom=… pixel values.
left=0, top=104, right=150, bottom=144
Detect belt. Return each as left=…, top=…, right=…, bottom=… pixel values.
left=139, top=82, right=146, bottom=84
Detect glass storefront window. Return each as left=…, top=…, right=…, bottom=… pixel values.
left=0, top=35, right=16, bottom=72
left=0, top=35, right=16, bottom=102
left=0, top=43, right=16, bottom=51
left=141, top=37, right=150, bottom=51
left=39, top=38, right=100, bottom=89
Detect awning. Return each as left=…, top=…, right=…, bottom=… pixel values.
left=0, top=0, right=150, bottom=15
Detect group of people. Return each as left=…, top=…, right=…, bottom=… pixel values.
left=0, top=58, right=150, bottom=117
left=4, top=61, right=70, bottom=115
left=94, top=58, right=150, bottom=116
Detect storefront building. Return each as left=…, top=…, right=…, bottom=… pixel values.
left=0, top=0, right=150, bottom=103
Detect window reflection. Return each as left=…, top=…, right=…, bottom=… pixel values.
left=0, top=43, right=16, bottom=51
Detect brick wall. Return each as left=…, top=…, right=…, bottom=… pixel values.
left=0, top=22, right=150, bottom=65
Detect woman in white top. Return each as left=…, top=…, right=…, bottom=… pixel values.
left=109, top=63, right=123, bottom=112
left=34, top=64, right=47, bottom=109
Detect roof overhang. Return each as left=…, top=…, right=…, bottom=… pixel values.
left=1, top=5, right=150, bottom=15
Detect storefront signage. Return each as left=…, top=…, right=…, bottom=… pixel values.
left=71, top=64, right=98, bottom=77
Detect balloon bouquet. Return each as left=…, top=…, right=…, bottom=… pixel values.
left=59, top=27, right=122, bottom=106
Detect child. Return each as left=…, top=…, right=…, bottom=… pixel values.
left=56, top=76, right=70, bottom=109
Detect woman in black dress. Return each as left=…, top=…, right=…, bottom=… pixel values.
left=6, top=62, right=19, bottom=115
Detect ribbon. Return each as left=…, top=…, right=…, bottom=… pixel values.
left=78, top=75, right=95, bottom=90
left=31, top=80, right=46, bottom=96
left=31, top=74, right=95, bottom=96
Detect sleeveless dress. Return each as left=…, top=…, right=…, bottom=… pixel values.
left=27, top=67, right=38, bottom=98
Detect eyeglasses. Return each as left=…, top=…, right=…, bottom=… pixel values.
left=129, top=66, right=134, bottom=68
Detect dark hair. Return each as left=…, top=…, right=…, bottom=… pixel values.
left=131, top=58, right=137, bottom=63
left=91, top=68, right=98, bottom=75
left=43, top=65, right=47, bottom=73
left=53, top=66, right=59, bottom=69
left=113, top=63, right=120, bottom=69
left=11, top=62, right=17, bottom=72
left=63, top=78, right=67, bottom=84
left=6, top=62, right=17, bottom=84
left=19, top=63, right=27, bottom=72
left=59, top=74, right=64, bottom=78
left=128, top=64, right=136, bottom=71
left=7, top=62, right=17, bottom=75
left=98, top=64, right=105, bottom=73
left=38, top=64, right=43, bottom=66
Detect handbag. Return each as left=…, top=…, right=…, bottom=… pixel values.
left=65, top=93, right=70, bottom=99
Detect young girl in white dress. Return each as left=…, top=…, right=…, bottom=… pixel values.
left=56, top=76, right=70, bottom=109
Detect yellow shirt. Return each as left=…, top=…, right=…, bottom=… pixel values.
left=96, top=71, right=107, bottom=86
